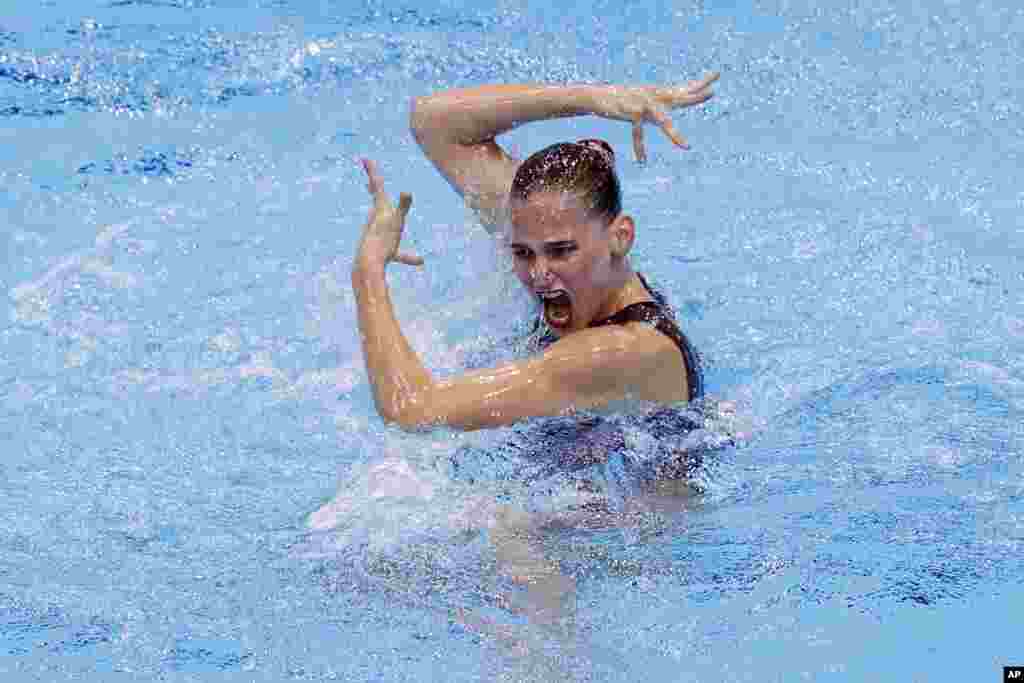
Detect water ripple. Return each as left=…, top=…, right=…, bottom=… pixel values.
left=77, top=149, right=194, bottom=178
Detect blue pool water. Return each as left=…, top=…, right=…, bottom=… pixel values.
left=3, top=0, right=1023, bottom=680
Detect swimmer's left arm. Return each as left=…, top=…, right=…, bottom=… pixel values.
left=356, top=267, right=674, bottom=429
left=394, top=326, right=679, bottom=430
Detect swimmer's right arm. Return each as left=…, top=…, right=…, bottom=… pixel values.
left=410, top=85, right=590, bottom=232
left=409, top=74, right=719, bottom=231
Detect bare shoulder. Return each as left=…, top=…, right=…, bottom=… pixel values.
left=540, top=323, right=689, bottom=403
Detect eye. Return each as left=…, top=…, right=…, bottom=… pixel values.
left=548, top=244, right=576, bottom=259
left=509, top=247, right=531, bottom=260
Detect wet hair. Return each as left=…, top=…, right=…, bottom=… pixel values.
left=509, top=139, right=622, bottom=223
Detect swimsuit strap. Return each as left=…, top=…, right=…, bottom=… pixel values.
left=533, top=273, right=704, bottom=401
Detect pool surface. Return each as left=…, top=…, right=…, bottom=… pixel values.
left=2, top=0, right=1023, bottom=680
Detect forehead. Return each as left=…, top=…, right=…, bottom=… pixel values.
left=507, top=191, right=595, bottom=242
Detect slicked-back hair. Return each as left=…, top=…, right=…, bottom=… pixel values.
left=509, top=139, right=621, bottom=223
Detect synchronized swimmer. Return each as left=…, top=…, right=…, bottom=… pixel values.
left=352, top=72, right=720, bottom=433
left=313, top=75, right=723, bottom=624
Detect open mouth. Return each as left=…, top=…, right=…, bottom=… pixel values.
left=537, top=290, right=572, bottom=328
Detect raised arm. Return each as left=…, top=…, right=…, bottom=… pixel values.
left=409, top=85, right=587, bottom=232
left=409, top=73, right=720, bottom=232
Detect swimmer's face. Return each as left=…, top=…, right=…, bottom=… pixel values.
left=507, top=191, right=632, bottom=336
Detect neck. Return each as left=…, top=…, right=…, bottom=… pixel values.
left=592, top=262, right=647, bottom=322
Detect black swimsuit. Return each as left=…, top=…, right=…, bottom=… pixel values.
left=449, top=274, right=711, bottom=491
left=460, top=273, right=709, bottom=487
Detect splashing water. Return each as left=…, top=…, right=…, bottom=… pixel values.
left=2, top=0, right=1023, bottom=680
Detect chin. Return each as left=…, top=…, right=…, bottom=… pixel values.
left=546, top=322, right=574, bottom=338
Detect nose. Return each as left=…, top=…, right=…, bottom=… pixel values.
left=529, top=259, right=552, bottom=284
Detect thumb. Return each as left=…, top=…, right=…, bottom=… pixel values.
left=650, top=109, right=689, bottom=149
left=632, top=121, right=647, bottom=164
left=394, top=252, right=424, bottom=267
left=398, top=192, right=413, bottom=219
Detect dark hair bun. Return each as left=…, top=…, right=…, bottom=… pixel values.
left=576, top=139, right=615, bottom=164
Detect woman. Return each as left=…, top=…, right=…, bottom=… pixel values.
left=339, top=76, right=722, bottom=632
left=353, top=72, right=719, bottom=432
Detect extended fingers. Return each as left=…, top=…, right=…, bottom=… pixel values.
left=633, top=107, right=688, bottom=162
left=680, top=71, right=720, bottom=98
left=363, top=158, right=397, bottom=214
left=661, top=86, right=713, bottom=107
left=656, top=71, right=720, bottom=108
left=394, top=194, right=422, bottom=266
left=388, top=191, right=422, bottom=266
left=363, top=161, right=415, bottom=214
left=394, top=252, right=424, bottom=267
left=362, top=158, right=383, bottom=195
left=649, top=108, right=689, bottom=149
left=397, top=192, right=412, bottom=218
left=632, top=121, right=647, bottom=164
left=692, top=71, right=720, bottom=91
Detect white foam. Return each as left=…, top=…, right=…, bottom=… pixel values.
left=80, top=257, right=138, bottom=289
left=304, top=453, right=457, bottom=551
left=9, top=219, right=143, bottom=328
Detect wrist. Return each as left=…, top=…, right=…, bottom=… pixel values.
left=570, top=84, right=603, bottom=115
left=540, top=84, right=601, bottom=117
left=508, top=84, right=599, bottom=118
left=352, top=256, right=386, bottom=283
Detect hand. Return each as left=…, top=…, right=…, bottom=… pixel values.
left=356, top=158, right=423, bottom=270
left=589, top=71, right=719, bottom=163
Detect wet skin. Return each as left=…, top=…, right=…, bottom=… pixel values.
left=506, top=192, right=642, bottom=337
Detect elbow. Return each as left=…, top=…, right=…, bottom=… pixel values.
left=377, top=392, right=484, bottom=432
left=377, top=395, right=435, bottom=432
left=381, top=411, right=426, bottom=433
left=409, top=96, right=431, bottom=144
left=409, top=94, right=448, bottom=148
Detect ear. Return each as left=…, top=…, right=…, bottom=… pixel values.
left=609, top=214, right=635, bottom=258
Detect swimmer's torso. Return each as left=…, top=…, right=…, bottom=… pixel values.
left=450, top=275, right=710, bottom=494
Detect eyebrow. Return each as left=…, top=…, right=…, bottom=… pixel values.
left=506, top=239, right=577, bottom=249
